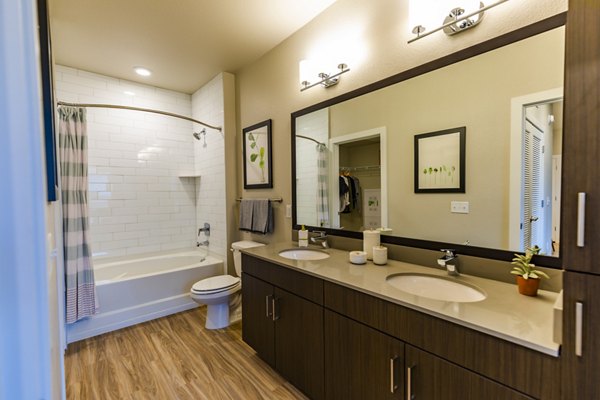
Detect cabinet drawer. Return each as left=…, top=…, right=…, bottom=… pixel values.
left=324, top=281, right=560, bottom=400
left=242, top=254, right=323, bottom=304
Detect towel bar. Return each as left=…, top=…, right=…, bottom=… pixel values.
left=236, top=197, right=283, bottom=203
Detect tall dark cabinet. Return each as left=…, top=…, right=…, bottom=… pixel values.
left=561, top=0, right=600, bottom=398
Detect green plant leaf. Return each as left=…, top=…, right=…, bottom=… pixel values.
left=250, top=153, right=258, bottom=162
left=259, top=147, right=265, bottom=157
left=259, top=160, right=264, bottom=168
left=248, top=133, right=254, bottom=141
left=250, top=142, right=256, bottom=149
left=535, top=270, right=550, bottom=279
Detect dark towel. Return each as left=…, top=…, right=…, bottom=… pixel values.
left=252, top=199, right=273, bottom=234
left=239, top=199, right=274, bottom=234
left=239, top=200, right=254, bottom=231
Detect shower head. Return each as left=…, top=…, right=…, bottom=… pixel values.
left=193, top=128, right=208, bottom=147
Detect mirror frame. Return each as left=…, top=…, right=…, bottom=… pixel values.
left=291, top=13, right=566, bottom=269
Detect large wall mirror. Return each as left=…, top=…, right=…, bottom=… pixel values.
left=291, top=16, right=565, bottom=267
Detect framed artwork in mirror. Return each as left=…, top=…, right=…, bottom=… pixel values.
left=414, top=127, right=466, bottom=193
left=243, top=119, right=273, bottom=189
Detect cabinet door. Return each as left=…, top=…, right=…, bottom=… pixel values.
left=562, top=0, right=600, bottom=274
left=241, top=273, right=275, bottom=367
left=324, top=310, right=404, bottom=400
left=274, top=287, right=324, bottom=400
left=562, top=271, right=600, bottom=399
left=405, top=345, right=533, bottom=400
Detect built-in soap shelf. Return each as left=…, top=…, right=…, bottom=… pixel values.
left=178, top=174, right=201, bottom=179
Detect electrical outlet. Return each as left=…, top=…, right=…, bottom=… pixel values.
left=451, top=201, right=469, bottom=214
left=285, top=204, right=292, bottom=218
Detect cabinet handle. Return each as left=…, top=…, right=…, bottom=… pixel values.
left=406, top=365, right=414, bottom=400
left=265, top=295, right=272, bottom=319
left=272, top=297, right=279, bottom=321
left=577, top=192, right=586, bottom=247
left=576, top=301, right=583, bottom=357
left=389, top=356, right=398, bottom=393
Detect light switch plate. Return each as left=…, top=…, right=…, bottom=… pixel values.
left=285, top=204, right=292, bottom=218
left=451, top=201, right=469, bottom=214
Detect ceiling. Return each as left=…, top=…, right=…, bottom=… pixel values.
left=49, top=0, right=336, bottom=94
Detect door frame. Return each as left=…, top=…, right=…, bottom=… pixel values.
left=329, top=127, right=388, bottom=230
left=509, top=88, right=563, bottom=252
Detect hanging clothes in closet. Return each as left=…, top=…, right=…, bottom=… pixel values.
left=339, top=170, right=361, bottom=214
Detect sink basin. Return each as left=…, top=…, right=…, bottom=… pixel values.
left=278, top=249, right=330, bottom=260
left=386, top=273, right=486, bottom=303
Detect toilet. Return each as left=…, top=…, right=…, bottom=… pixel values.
left=190, top=240, right=264, bottom=329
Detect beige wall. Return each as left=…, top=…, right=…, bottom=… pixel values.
left=235, top=0, right=567, bottom=244
left=327, top=28, right=564, bottom=249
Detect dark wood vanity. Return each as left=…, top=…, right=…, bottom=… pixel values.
left=242, top=253, right=559, bottom=399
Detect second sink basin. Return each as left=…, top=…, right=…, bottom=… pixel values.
left=386, top=273, right=486, bottom=303
left=279, top=248, right=330, bottom=260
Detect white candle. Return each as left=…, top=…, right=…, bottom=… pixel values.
left=373, top=246, right=388, bottom=265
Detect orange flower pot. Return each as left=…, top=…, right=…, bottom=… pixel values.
left=516, top=276, right=540, bottom=297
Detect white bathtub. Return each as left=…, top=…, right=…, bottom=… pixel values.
left=66, top=249, right=223, bottom=343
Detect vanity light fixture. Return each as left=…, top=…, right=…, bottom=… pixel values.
left=408, top=0, right=510, bottom=43
left=300, top=61, right=350, bottom=92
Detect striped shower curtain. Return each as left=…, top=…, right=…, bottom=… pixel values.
left=316, top=143, right=329, bottom=227
left=58, top=107, right=97, bottom=323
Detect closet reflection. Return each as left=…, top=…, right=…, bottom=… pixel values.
left=338, top=138, right=381, bottom=231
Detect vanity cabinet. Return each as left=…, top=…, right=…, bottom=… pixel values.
left=242, top=254, right=560, bottom=399
left=324, top=281, right=560, bottom=400
left=241, top=273, right=276, bottom=366
left=324, top=310, right=404, bottom=400
left=405, top=345, right=533, bottom=400
left=562, top=0, right=600, bottom=276
left=241, top=254, right=324, bottom=400
left=561, top=272, right=600, bottom=399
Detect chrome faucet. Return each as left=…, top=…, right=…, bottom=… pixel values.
left=197, top=222, right=210, bottom=247
left=198, top=222, right=210, bottom=237
left=437, top=249, right=459, bottom=276
left=310, top=230, right=329, bottom=249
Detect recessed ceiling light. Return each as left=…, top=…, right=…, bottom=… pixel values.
left=133, top=67, right=152, bottom=77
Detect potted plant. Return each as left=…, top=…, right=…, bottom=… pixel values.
left=510, top=245, right=549, bottom=296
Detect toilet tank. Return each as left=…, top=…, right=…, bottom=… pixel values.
left=231, top=241, right=265, bottom=276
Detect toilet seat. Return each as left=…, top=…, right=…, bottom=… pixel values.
left=191, top=275, right=240, bottom=295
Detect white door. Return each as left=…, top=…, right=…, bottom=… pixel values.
left=522, top=118, right=544, bottom=251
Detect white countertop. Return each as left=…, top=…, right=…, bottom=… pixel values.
left=242, top=242, right=560, bottom=357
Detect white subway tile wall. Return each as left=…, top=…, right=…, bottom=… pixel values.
left=55, top=65, right=199, bottom=258
left=295, top=109, right=329, bottom=227
left=192, top=74, right=228, bottom=268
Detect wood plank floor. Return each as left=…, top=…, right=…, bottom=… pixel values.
left=65, top=307, right=309, bottom=400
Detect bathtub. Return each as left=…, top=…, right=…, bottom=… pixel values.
left=66, top=249, right=223, bottom=343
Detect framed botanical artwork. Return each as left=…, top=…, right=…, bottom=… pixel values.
left=243, top=119, right=273, bottom=189
left=414, top=127, right=466, bottom=193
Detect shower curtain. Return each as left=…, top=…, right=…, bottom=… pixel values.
left=316, top=143, right=329, bottom=227
left=58, top=107, right=97, bottom=323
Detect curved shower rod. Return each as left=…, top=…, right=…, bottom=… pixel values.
left=296, top=134, right=325, bottom=146
left=57, top=101, right=222, bottom=132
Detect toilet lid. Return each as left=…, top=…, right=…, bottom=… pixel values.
left=191, top=275, right=240, bottom=294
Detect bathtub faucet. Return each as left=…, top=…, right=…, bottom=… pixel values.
left=197, top=239, right=209, bottom=247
